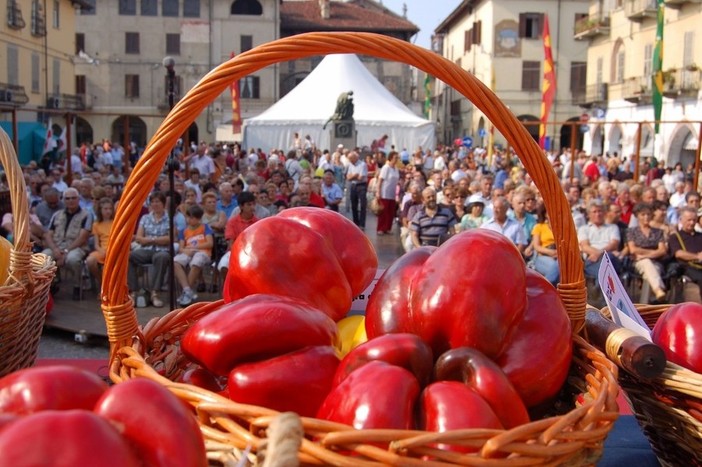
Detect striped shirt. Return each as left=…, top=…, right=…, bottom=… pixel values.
left=410, top=207, right=457, bottom=246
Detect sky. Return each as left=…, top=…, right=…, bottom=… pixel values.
left=379, top=0, right=463, bottom=49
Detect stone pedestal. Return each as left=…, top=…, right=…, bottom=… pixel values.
left=330, top=119, right=356, bottom=150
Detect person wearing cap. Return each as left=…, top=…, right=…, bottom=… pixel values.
left=461, top=194, right=488, bottom=230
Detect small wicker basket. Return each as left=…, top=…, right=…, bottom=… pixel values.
left=101, top=33, right=619, bottom=465
left=0, top=128, right=56, bottom=377
left=601, top=303, right=702, bottom=466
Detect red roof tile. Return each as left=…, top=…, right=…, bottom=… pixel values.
left=281, top=0, right=419, bottom=35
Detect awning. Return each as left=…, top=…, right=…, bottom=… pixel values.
left=684, top=136, right=700, bottom=151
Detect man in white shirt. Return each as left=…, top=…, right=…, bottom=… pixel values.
left=345, top=151, right=368, bottom=230
left=480, top=196, right=526, bottom=253
left=188, top=143, right=215, bottom=181
left=578, top=200, right=622, bottom=278
left=50, top=168, right=68, bottom=194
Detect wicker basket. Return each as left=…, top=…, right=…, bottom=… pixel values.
left=601, top=303, right=702, bottom=466
left=0, top=128, right=56, bottom=377
left=102, top=33, right=619, bottom=465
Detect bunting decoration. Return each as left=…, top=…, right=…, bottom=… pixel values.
left=230, top=52, right=242, bottom=134
left=539, top=15, right=556, bottom=149
left=652, top=0, right=664, bottom=135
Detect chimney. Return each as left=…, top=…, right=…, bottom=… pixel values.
left=319, top=0, right=330, bottom=19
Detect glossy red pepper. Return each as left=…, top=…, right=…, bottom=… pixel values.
left=317, top=360, right=419, bottom=430
left=433, top=347, right=529, bottom=429
left=365, top=246, right=435, bottom=337
left=410, top=230, right=527, bottom=358
left=225, top=207, right=378, bottom=321
left=181, top=294, right=339, bottom=376
left=365, top=231, right=527, bottom=358
left=228, top=346, right=339, bottom=417
left=652, top=302, right=702, bottom=373
left=420, top=381, right=503, bottom=453
left=495, top=270, right=572, bottom=407
left=277, top=207, right=377, bottom=298
left=365, top=232, right=572, bottom=409
left=94, top=378, right=207, bottom=467
left=0, top=410, right=140, bottom=467
left=0, top=365, right=108, bottom=415
left=333, top=333, right=433, bottom=387
left=0, top=414, right=18, bottom=434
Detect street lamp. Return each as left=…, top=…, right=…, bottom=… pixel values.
left=163, top=56, right=179, bottom=311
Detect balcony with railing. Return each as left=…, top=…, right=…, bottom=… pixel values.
left=574, top=13, right=611, bottom=40
left=573, top=83, right=608, bottom=107
left=661, top=67, right=701, bottom=97
left=622, top=76, right=652, bottom=104
left=30, top=1, right=46, bottom=37
left=45, top=93, right=88, bottom=110
left=625, top=0, right=658, bottom=21
left=0, top=84, right=29, bottom=106
left=665, top=0, right=702, bottom=7
left=7, top=1, right=25, bottom=29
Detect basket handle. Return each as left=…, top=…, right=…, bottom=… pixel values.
left=102, top=32, right=585, bottom=357
left=0, top=128, right=33, bottom=286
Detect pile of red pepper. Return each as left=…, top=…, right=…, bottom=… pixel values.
left=181, top=226, right=573, bottom=441
left=0, top=365, right=206, bottom=466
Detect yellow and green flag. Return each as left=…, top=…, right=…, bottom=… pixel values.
left=652, top=0, right=664, bottom=134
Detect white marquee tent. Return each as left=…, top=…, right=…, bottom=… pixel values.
left=242, top=54, right=435, bottom=152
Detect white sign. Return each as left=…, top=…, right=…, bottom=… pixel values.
left=348, top=268, right=385, bottom=316
left=597, top=253, right=651, bottom=339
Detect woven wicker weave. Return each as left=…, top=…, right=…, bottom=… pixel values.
left=102, top=33, right=619, bottom=465
left=601, top=304, right=702, bottom=466
left=0, top=128, right=56, bottom=377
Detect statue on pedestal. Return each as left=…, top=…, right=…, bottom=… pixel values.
left=323, top=91, right=354, bottom=130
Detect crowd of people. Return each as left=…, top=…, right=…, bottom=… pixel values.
left=1, top=136, right=701, bottom=308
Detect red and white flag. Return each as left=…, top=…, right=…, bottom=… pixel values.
left=42, top=119, right=56, bottom=155
left=57, top=127, right=67, bottom=153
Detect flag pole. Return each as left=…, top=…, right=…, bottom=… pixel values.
left=652, top=0, right=665, bottom=159
left=487, top=63, right=495, bottom=168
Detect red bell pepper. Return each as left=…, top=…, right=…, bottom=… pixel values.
left=433, top=347, right=529, bottom=429
left=365, top=246, right=435, bottom=337
left=364, top=231, right=573, bottom=409
left=317, top=360, right=419, bottom=430
left=409, top=230, right=527, bottom=357
left=420, top=381, right=503, bottom=452
left=181, top=294, right=339, bottom=376
left=652, top=302, right=702, bottom=373
left=277, top=207, right=378, bottom=298
left=228, top=345, right=339, bottom=417
left=0, top=365, right=108, bottom=415
left=225, top=207, right=378, bottom=321
left=495, top=270, right=572, bottom=407
left=94, top=378, right=207, bottom=467
left=365, top=231, right=527, bottom=358
left=0, top=414, right=18, bottom=434
left=0, top=410, right=140, bottom=467
left=333, top=333, right=433, bottom=387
